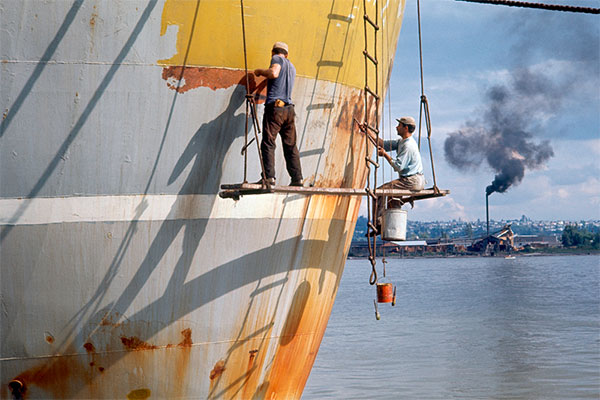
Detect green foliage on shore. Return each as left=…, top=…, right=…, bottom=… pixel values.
left=562, top=225, right=600, bottom=249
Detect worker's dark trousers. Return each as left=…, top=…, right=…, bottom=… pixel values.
left=260, top=104, right=303, bottom=182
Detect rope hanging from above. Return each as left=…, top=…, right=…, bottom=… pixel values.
left=239, top=0, right=267, bottom=184
left=416, top=0, right=439, bottom=192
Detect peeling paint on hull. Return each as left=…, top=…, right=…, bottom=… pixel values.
left=0, top=0, right=405, bottom=398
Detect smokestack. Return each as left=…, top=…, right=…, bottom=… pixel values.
left=486, top=192, right=490, bottom=237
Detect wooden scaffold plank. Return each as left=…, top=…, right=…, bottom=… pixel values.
left=219, top=183, right=449, bottom=201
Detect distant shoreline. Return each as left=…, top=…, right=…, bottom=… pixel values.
left=347, top=249, right=600, bottom=260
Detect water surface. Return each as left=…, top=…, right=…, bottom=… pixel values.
left=303, top=255, right=600, bottom=399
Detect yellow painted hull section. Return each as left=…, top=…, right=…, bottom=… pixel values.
left=160, top=0, right=405, bottom=89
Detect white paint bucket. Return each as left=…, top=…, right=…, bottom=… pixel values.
left=382, top=208, right=407, bottom=241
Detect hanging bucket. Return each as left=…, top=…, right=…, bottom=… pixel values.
left=376, top=282, right=394, bottom=303
left=382, top=208, right=407, bottom=241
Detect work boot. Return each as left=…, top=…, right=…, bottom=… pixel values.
left=254, top=177, right=275, bottom=186
left=290, top=179, right=303, bottom=187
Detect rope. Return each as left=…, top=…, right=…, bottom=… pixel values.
left=456, top=0, right=599, bottom=14
left=416, top=0, right=439, bottom=190
left=240, top=0, right=250, bottom=100
left=239, top=0, right=267, bottom=184
left=416, top=0, right=424, bottom=150
left=240, top=0, right=250, bottom=182
left=422, top=95, right=438, bottom=190
left=381, top=10, right=391, bottom=268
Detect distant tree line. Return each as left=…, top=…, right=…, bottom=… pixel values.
left=561, top=224, right=600, bottom=248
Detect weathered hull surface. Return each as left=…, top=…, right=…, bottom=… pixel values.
left=0, top=0, right=405, bottom=398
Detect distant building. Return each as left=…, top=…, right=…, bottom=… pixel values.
left=514, top=234, right=561, bottom=248
left=468, top=224, right=515, bottom=254
left=348, top=239, right=469, bottom=257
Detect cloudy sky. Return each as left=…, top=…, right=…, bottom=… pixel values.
left=373, top=0, right=599, bottom=222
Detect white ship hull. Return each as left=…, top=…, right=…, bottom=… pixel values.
left=0, top=1, right=405, bottom=397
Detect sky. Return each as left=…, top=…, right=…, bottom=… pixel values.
left=371, top=0, right=600, bottom=222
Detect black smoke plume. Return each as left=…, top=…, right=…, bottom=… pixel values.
left=444, top=10, right=598, bottom=196
left=444, top=11, right=600, bottom=195
left=444, top=69, right=555, bottom=195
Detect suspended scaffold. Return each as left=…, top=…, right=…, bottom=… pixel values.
left=219, top=183, right=449, bottom=201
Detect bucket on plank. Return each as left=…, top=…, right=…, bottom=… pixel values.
left=382, top=208, right=407, bottom=241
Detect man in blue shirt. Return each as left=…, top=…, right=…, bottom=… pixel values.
left=253, top=42, right=303, bottom=186
left=367, top=116, right=425, bottom=236
left=369, top=116, right=425, bottom=191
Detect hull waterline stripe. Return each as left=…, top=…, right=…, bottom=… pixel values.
left=0, top=194, right=345, bottom=226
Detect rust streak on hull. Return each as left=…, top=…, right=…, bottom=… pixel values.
left=11, top=348, right=87, bottom=399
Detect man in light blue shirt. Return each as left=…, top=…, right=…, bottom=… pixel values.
left=366, top=116, right=425, bottom=236
left=369, top=116, right=425, bottom=190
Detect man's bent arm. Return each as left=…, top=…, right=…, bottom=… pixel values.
left=379, top=147, right=403, bottom=175
left=254, top=63, right=281, bottom=79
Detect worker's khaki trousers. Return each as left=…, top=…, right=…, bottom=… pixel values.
left=374, top=173, right=425, bottom=230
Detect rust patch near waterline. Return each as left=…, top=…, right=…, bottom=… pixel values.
left=120, top=336, right=158, bottom=351
left=83, top=342, right=96, bottom=353
left=178, top=328, right=193, bottom=347
left=127, top=388, right=151, bottom=399
left=209, top=360, right=226, bottom=381
left=11, top=348, right=83, bottom=398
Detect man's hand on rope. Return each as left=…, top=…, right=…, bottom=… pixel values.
left=378, top=146, right=392, bottom=163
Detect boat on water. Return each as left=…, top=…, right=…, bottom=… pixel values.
left=1, top=0, right=406, bottom=398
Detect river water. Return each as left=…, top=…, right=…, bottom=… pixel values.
left=303, top=255, right=599, bottom=399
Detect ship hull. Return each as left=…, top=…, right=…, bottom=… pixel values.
left=0, top=0, right=405, bottom=398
